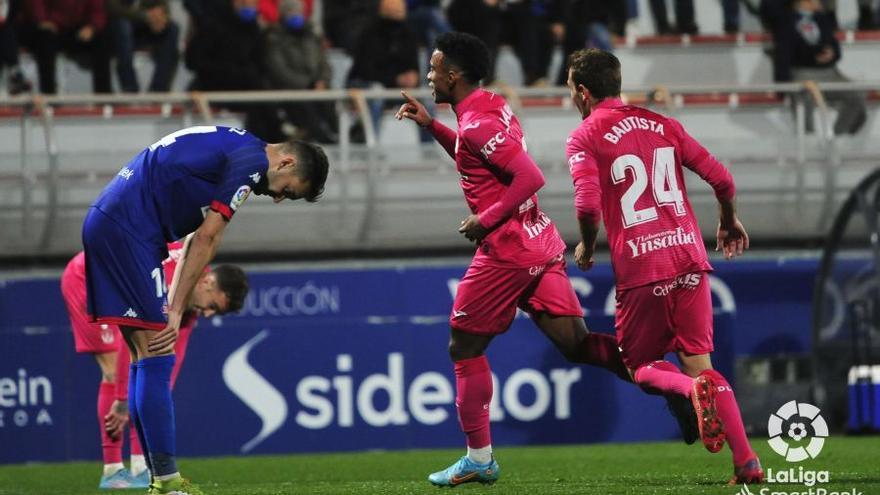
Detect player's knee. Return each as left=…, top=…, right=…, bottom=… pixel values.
left=447, top=339, right=481, bottom=361
left=101, top=371, right=116, bottom=383
left=678, top=356, right=712, bottom=377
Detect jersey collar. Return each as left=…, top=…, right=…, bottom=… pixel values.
left=594, top=97, right=625, bottom=111
left=453, top=88, right=486, bottom=117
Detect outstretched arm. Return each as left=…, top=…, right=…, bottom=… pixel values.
left=148, top=211, right=226, bottom=353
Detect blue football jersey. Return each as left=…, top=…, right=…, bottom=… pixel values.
left=93, top=126, right=269, bottom=245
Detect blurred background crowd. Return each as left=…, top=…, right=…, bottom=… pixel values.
left=0, top=0, right=876, bottom=141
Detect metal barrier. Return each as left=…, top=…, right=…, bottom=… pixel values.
left=0, top=81, right=878, bottom=257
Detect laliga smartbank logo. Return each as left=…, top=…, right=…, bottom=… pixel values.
left=733, top=401, right=863, bottom=495
left=767, top=400, right=828, bottom=462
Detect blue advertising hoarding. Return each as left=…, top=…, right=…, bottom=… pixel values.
left=0, top=257, right=839, bottom=463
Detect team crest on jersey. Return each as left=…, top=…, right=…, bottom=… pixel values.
left=230, top=185, right=252, bottom=211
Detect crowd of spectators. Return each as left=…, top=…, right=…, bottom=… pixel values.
left=0, top=0, right=875, bottom=139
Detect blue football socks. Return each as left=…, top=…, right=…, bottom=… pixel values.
left=128, top=362, right=153, bottom=475
left=136, top=355, right=178, bottom=477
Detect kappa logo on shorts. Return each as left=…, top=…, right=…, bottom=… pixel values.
left=123, top=308, right=139, bottom=318
left=452, top=310, right=468, bottom=318
left=230, top=185, right=252, bottom=211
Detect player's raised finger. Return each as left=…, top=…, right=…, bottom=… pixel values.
left=400, top=90, right=418, bottom=105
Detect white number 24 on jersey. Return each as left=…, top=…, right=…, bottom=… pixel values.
left=611, top=146, right=685, bottom=228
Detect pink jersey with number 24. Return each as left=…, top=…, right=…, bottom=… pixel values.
left=567, top=98, right=736, bottom=289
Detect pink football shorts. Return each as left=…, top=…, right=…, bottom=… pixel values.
left=615, top=271, right=714, bottom=369
left=61, top=258, right=120, bottom=354
left=450, top=254, right=584, bottom=335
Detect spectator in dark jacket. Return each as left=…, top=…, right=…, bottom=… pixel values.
left=186, top=0, right=283, bottom=141
left=0, top=0, right=32, bottom=94
left=323, top=0, right=379, bottom=54
left=769, top=0, right=866, bottom=135
left=501, top=0, right=557, bottom=86
left=107, top=0, right=179, bottom=93
left=554, top=0, right=618, bottom=85
left=347, top=0, right=421, bottom=139
left=406, top=0, right=450, bottom=52
left=447, top=0, right=502, bottom=84
left=266, top=0, right=338, bottom=143
left=20, top=0, right=112, bottom=94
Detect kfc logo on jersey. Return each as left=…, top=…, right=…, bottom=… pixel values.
left=626, top=227, right=697, bottom=259
left=230, top=185, right=251, bottom=211
left=480, top=132, right=506, bottom=159
left=568, top=152, right=586, bottom=171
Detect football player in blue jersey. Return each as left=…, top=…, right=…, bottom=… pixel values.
left=82, top=126, right=329, bottom=494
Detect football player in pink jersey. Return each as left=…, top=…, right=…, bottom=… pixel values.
left=564, top=48, right=762, bottom=485
left=60, top=241, right=248, bottom=489
left=395, top=32, right=651, bottom=487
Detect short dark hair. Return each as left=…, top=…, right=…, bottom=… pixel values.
left=434, top=32, right=490, bottom=85
left=283, top=139, right=329, bottom=202
left=568, top=49, right=622, bottom=100
left=213, top=264, right=249, bottom=313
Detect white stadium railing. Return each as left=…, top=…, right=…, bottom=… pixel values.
left=0, top=81, right=878, bottom=258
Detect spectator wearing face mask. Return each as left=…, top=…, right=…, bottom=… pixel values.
left=265, top=0, right=338, bottom=143
left=186, top=0, right=284, bottom=141
left=255, top=0, right=313, bottom=24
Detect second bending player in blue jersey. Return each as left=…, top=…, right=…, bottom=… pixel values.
left=82, top=126, right=329, bottom=495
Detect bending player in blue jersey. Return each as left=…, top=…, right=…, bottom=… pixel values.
left=82, top=126, right=329, bottom=494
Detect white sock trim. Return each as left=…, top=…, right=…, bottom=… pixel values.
left=103, top=463, right=125, bottom=476
left=130, top=455, right=147, bottom=475
left=467, top=445, right=493, bottom=465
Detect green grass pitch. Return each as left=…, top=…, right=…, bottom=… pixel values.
left=1, top=437, right=878, bottom=494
